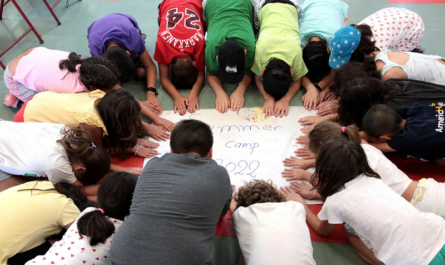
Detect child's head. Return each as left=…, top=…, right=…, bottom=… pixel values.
left=350, top=24, right=379, bottom=63
left=235, top=180, right=283, bottom=210
left=59, top=52, right=120, bottom=91
left=303, top=40, right=330, bottom=83
left=308, top=121, right=361, bottom=155
left=262, top=59, right=292, bottom=100
left=58, top=127, right=111, bottom=185
left=312, top=138, right=380, bottom=198
left=96, top=89, right=147, bottom=160
left=170, top=119, right=213, bottom=157
left=103, top=46, right=136, bottom=83
left=217, top=38, right=246, bottom=84
left=170, top=56, right=198, bottom=89
left=337, top=76, right=401, bottom=129
left=331, top=57, right=381, bottom=97
left=362, top=104, right=403, bottom=143
left=77, top=172, right=138, bottom=246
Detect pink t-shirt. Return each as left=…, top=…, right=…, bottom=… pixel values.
left=13, top=47, right=88, bottom=93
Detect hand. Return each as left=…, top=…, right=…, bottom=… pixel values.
left=216, top=92, right=230, bottom=113
left=230, top=90, right=245, bottom=112
left=136, top=145, right=158, bottom=158
left=274, top=99, right=289, bottom=118
left=262, top=97, right=275, bottom=117
left=187, top=93, right=200, bottom=114
left=174, top=96, right=188, bottom=115
left=300, top=124, right=315, bottom=134
left=122, top=167, right=143, bottom=176
left=279, top=186, right=306, bottom=204
left=153, top=117, right=175, bottom=132
left=302, top=89, right=319, bottom=110
left=317, top=100, right=339, bottom=116
left=294, top=146, right=316, bottom=159
left=290, top=181, right=317, bottom=200
left=282, top=168, right=311, bottom=181
left=145, top=93, right=163, bottom=115
left=319, top=89, right=336, bottom=102
left=283, top=157, right=313, bottom=170
left=296, top=135, right=309, bottom=144
left=145, top=124, right=170, bottom=141
left=137, top=138, right=159, bottom=149
left=298, top=115, right=328, bottom=126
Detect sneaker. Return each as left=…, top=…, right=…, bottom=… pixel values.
left=4, top=93, right=18, bottom=107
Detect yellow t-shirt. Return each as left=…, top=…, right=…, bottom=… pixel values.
left=0, top=181, right=80, bottom=264
left=251, top=4, right=308, bottom=81
left=24, top=90, right=108, bottom=135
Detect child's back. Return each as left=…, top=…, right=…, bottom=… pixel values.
left=320, top=174, right=445, bottom=264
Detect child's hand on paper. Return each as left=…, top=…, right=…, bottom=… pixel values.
left=296, top=135, right=309, bottom=144
left=319, top=89, right=336, bottom=102
left=298, top=115, right=329, bottom=126
left=122, top=167, right=143, bottom=176
left=280, top=186, right=305, bottom=204
left=274, top=99, right=290, bottom=118
left=145, top=124, right=170, bottom=141
left=283, top=157, right=312, bottom=170
left=142, top=98, right=163, bottom=115
left=135, top=145, right=159, bottom=158
left=174, top=95, right=188, bottom=116
left=187, top=93, right=200, bottom=114
left=294, top=146, right=315, bottom=160
left=290, top=181, right=317, bottom=200
left=316, top=100, right=339, bottom=116
left=300, top=124, right=315, bottom=134
left=281, top=168, right=311, bottom=181
left=152, top=117, right=175, bottom=132
left=302, top=88, right=319, bottom=110
left=262, top=97, right=275, bottom=117
left=138, top=138, right=160, bottom=149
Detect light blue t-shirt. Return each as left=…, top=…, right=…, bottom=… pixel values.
left=300, top=0, right=348, bottom=48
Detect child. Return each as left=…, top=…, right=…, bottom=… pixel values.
left=12, top=89, right=161, bottom=175
left=251, top=1, right=309, bottom=117
left=232, top=179, right=316, bottom=265
left=280, top=138, right=445, bottom=265
left=0, top=122, right=111, bottom=195
left=3, top=47, right=120, bottom=108
left=300, top=0, right=349, bottom=106
left=285, top=121, right=445, bottom=218
left=362, top=103, right=445, bottom=165
left=26, top=172, right=138, bottom=265
left=358, top=8, right=424, bottom=53
left=0, top=181, right=92, bottom=264
left=205, top=0, right=256, bottom=113
left=108, top=119, right=232, bottom=265
left=87, top=13, right=161, bottom=113
left=154, top=0, right=205, bottom=115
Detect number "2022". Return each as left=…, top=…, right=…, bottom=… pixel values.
left=166, top=8, right=201, bottom=30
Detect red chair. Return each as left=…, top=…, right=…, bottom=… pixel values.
left=0, top=0, right=65, bottom=69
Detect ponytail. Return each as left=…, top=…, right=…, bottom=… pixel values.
left=77, top=209, right=115, bottom=246
left=58, top=126, right=111, bottom=186
left=59, top=52, right=84, bottom=73
left=308, top=121, right=361, bottom=155
left=54, top=182, right=95, bottom=211
left=77, top=172, right=137, bottom=246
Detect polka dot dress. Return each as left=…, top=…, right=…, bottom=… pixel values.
left=358, top=7, right=424, bottom=52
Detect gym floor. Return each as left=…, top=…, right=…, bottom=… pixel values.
left=1, top=0, right=445, bottom=264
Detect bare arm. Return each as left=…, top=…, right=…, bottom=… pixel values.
left=159, top=63, right=181, bottom=99
left=207, top=72, right=230, bottom=113
left=139, top=49, right=157, bottom=90
left=369, top=142, right=397, bottom=153
left=255, top=74, right=275, bottom=116
left=318, top=69, right=336, bottom=90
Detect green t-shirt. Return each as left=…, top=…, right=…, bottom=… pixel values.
left=251, top=4, right=308, bottom=81
left=204, top=0, right=256, bottom=76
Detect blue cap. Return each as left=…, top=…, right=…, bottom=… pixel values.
left=329, top=26, right=361, bottom=69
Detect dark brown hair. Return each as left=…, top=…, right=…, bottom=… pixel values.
left=59, top=52, right=120, bottom=91
left=96, top=89, right=147, bottom=160
left=311, top=138, right=380, bottom=198
left=235, top=180, right=283, bottom=209
left=58, top=126, right=111, bottom=185
left=362, top=104, right=403, bottom=138
left=77, top=172, right=138, bottom=246
left=171, top=57, right=198, bottom=89
left=170, top=120, right=213, bottom=157
left=350, top=24, right=380, bottom=63
left=308, top=121, right=361, bottom=155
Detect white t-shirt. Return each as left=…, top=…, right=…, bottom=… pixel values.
left=26, top=207, right=123, bottom=265
left=233, top=202, right=316, bottom=265
left=0, top=121, right=77, bottom=184
left=318, top=175, right=445, bottom=265
left=362, top=144, right=412, bottom=195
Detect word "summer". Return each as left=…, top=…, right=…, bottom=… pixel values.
left=214, top=159, right=260, bottom=178
left=225, top=141, right=260, bottom=155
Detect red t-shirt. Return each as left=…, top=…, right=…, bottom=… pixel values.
left=154, top=0, right=205, bottom=71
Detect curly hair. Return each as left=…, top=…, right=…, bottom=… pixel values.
left=350, top=24, right=380, bottom=63
left=59, top=52, right=120, bottom=91
left=235, top=180, right=283, bottom=209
